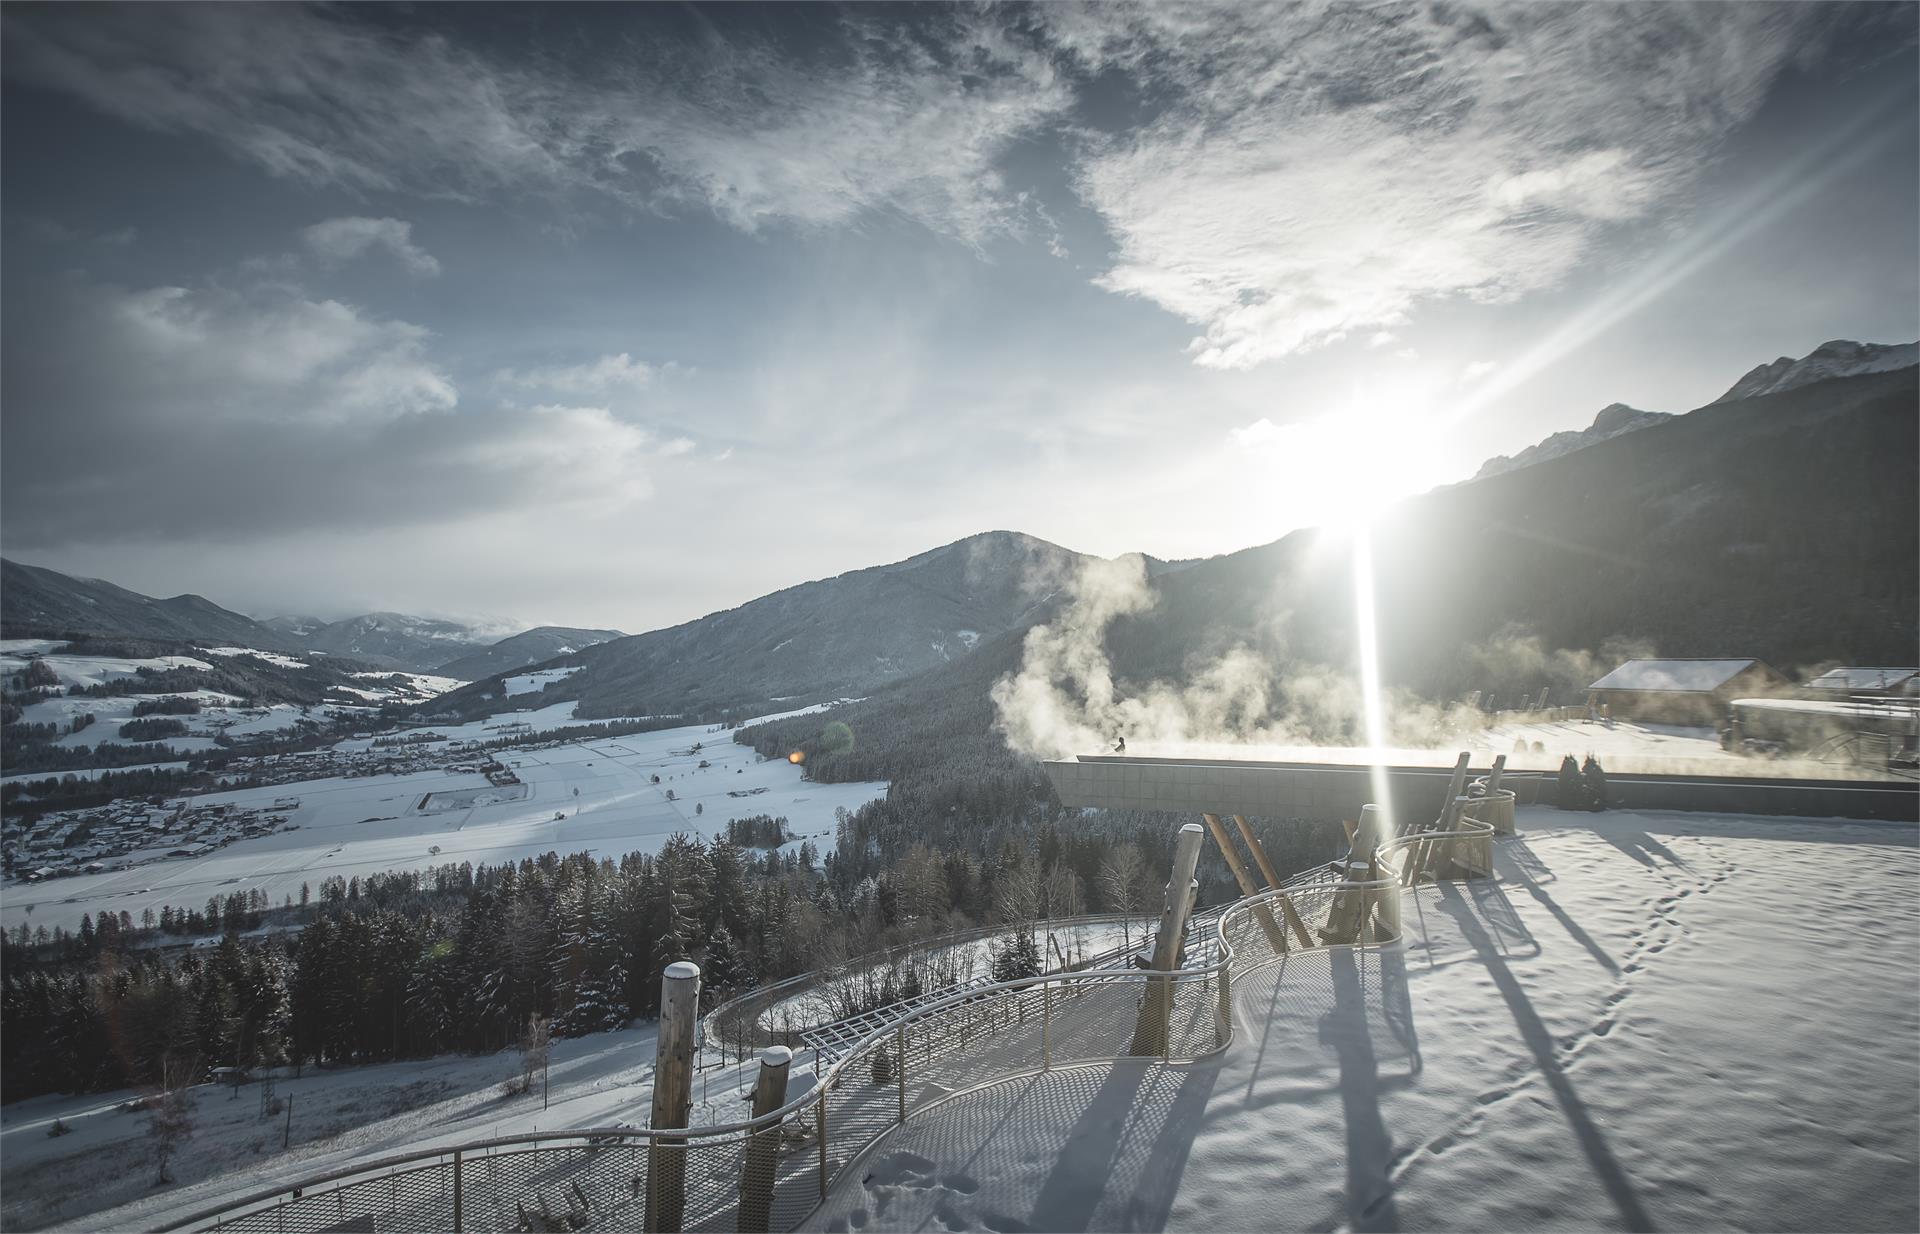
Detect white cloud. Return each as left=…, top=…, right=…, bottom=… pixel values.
left=301, top=216, right=441, bottom=277
left=1049, top=2, right=1820, bottom=369
left=5, top=5, right=1071, bottom=248
left=496, top=352, right=658, bottom=397
left=103, top=282, right=456, bottom=421
left=0, top=275, right=690, bottom=545
left=1460, top=360, right=1499, bottom=384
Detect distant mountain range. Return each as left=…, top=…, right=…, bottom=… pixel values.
left=1475, top=402, right=1674, bottom=480
left=743, top=356, right=1918, bottom=781
left=1477, top=339, right=1915, bottom=480
left=0, top=564, right=623, bottom=678
left=1714, top=339, right=1917, bottom=404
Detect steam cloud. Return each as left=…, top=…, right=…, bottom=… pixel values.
left=990, top=558, right=1651, bottom=761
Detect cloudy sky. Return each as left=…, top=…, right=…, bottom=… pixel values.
left=3, top=2, right=1915, bottom=632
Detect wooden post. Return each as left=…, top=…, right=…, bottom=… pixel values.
left=816, top=1084, right=828, bottom=1200
left=1201, top=814, right=1288, bottom=954
left=1407, top=755, right=1468, bottom=885
left=736, top=1046, right=790, bottom=1234
left=1324, top=806, right=1389, bottom=944
left=1440, top=752, right=1471, bottom=827
left=1130, top=823, right=1205, bottom=1057
left=646, top=961, right=701, bottom=1234
left=452, top=1150, right=463, bottom=1233
left=1042, top=982, right=1052, bottom=1070
left=1485, top=754, right=1514, bottom=835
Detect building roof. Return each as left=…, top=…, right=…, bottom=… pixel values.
left=1588, top=658, right=1764, bottom=693
left=1803, top=667, right=1920, bottom=692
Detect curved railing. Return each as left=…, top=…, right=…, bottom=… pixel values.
left=1378, top=789, right=1514, bottom=884
left=704, top=912, right=1152, bottom=1053
left=167, top=866, right=1413, bottom=1234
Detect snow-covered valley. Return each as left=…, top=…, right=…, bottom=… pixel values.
left=2, top=706, right=884, bottom=936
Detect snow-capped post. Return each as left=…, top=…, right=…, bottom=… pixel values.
left=736, top=1046, right=791, bottom=1234
left=646, top=960, right=702, bottom=1234
left=1129, top=823, right=1205, bottom=1057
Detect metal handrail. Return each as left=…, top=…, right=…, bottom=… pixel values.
left=166, top=866, right=1409, bottom=1232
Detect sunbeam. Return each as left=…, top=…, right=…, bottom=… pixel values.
left=1352, top=526, right=1395, bottom=835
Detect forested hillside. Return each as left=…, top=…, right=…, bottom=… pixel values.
left=0, top=560, right=293, bottom=648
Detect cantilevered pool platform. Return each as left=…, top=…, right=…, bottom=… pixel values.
left=1044, top=747, right=1919, bottom=822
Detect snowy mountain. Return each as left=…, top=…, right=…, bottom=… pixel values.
left=1474, top=403, right=1674, bottom=480
left=0, top=558, right=294, bottom=649
left=295, top=611, right=497, bottom=673
left=0, top=565, right=615, bottom=680
left=260, top=615, right=326, bottom=639
left=438, top=530, right=1090, bottom=721
left=433, top=625, right=626, bottom=680
left=1713, top=338, right=1918, bottom=403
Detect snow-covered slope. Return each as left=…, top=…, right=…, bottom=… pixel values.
left=1713, top=338, right=1918, bottom=403
left=1475, top=403, right=1673, bottom=480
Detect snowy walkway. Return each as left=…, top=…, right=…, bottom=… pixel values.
left=806, top=808, right=1919, bottom=1232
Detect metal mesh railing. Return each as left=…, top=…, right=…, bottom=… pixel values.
left=1381, top=794, right=1502, bottom=884
left=177, top=862, right=1432, bottom=1234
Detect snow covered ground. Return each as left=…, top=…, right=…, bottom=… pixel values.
left=3, top=1023, right=795, bottom=1233
left=1, top=715, right=886, bottom=935
left=0, top=648, right=217, bottom=691
left=807, top=807, right=1919, bottom=1232
left=503, top=665, right=582, bottom=695
left=3, top=643, right=463, bottom=754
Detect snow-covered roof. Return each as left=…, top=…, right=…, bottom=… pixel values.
left=1588, top=659, right=1763, bottom=693
left=1803, top=667, right=1920, bottom=692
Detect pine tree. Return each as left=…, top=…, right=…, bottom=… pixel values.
left=1556, top=755, right=1584, bottom=810
left=991, top=932, right=1041, bottom=983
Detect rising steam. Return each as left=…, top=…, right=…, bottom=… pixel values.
left=989, top=556, right=1640, bottom=760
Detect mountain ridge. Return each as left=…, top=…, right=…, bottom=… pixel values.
left=1713, top=338, right=1917, bottom=404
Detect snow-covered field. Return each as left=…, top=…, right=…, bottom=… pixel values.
left=0, top=644, right=216, bottom=689
left=2, top=643, right=462, bottom=753
left=808, top=807, right=1920, bottom=1232
left=1, top=715, right=886, bottom=935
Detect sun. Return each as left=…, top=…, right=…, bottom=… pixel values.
left=1237, top=370, right=1449, bottom=543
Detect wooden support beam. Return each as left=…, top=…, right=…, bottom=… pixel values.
left=1231, top=815, right=1313, bottom=947
left=1231, top=815, right=1285, bottom=890
left=1202, top=814, right=1288, bottom=954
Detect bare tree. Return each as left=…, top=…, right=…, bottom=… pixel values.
left=1099, top=842, right=1146, bottom=950
left=520, top=1013, right=551, bottom=1102
left=149, top=1054, right=197, bottom=1186
left=1044, top=861, right=1085, bottom=921
left=993, top=853, right=1040, bottom=934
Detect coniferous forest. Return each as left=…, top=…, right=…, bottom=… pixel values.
left=0, top=717, right=1348, bottom=1102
